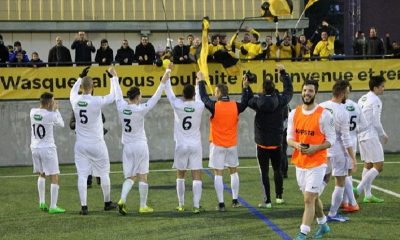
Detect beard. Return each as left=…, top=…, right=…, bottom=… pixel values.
left=301, top=94, right=315, bottom=105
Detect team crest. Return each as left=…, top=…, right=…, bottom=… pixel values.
left=325, top=108, right=333, bottom=114
left=123, top=109, right=132, bottom=115
left=33, top=114, right=43, bottom=121
left=346, top=106, right=355, bottom=112
left=78, top=101, right=88, bottom=107
left=184, top=107, right=195, bottom=112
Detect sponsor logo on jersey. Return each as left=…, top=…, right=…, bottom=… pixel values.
left=324, top=107, right=333, bottom=114
left=78, top=101, right=88, bottom=107
left=346, top=105, right=355, bottom=112
left=123, top=109, right=132, bottom=115
left=184, top=107, right=195, bottom=112
left=33, top=114, right=43, bottom=121
left=361, top=96, right=367, bottom=102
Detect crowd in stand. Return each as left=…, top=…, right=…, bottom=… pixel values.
left=0, top=23, right=399, bottom=68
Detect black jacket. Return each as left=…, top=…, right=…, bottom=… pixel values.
left=247, top=70, right=293, bottom=146
left=0, top=43, right=8, bottom=66
left=366, top=37, right=384, bottom=56
left=135, top=43, right=156, bottom=65
left=95, top=47, right=114, bottom=66
left=115, top=47, right=135, bottom=65
left=172, top=44, right=190, bottom=64
left=48, top=45, right=72, bottom=66
left=71, top=40, right=95, bottom=64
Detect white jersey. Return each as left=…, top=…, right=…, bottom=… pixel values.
left=70, top=77, right=117, bottom=144
left=287, top=104, right=336, bottom=148
left=319, top=100, right=352, bottom=157
left=344, top=99, right=368, bottom=143
left=30, top=108, right=64, bottom=149
left=165, top=79, right=204, bottom=146
left=358, top=91, right=386, bottom=141
left=115, top=79, right=165, bottom=144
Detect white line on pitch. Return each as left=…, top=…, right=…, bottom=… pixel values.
left=352, top=178, right=400, bottom=199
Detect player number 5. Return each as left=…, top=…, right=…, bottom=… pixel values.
left=79, top=110, right=88, bottom=124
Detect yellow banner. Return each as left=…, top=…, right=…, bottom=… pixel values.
left=1, top=59, right=400, bottom=100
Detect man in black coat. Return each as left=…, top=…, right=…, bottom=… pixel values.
left=247, top=64, right=293, bottom=209
left=115, top=39, right=135, bottom=65
left=172, top=37, right=190, bottom=64
left=135, top=36, right=155, bottom=65
left=95, top=39, right=113, bottom=66
left=0, top=34, right=9, bottom=67
left=48, top=36, right=72, bottom=66
left=71, top=31, right=96, bottom=66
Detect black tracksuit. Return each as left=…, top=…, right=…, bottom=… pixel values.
left=247, top=70, right=293, bottom=203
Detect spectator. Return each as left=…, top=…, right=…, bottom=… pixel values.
left=352, top=31, right=366, bottom=56
left=189, top=37, right=201, bottom=62
left=115, top=39, right=135, bottom=65
left=9, top=51, right=27, bottom=67
left=0, top=34, right=8, bottom=67
left=313, top=21, right=336, bottom=61
left=261, top=35, right=278, bottom=60
left=187, top=34, right=194, bottom=47
left=135, top=36, right=156, bottom=65
left=7, top=45, right=13, bottom=60
left=30, top=52, right=45, bottom=68
left=293, top=33, right=312, bottom=61
left=385, top=34, right=400, bottom=58
left=172, top=37, right=190, bottom=64
left=9, top=41, right=29, bottom=62
left=71, top=31, right=95, bottom=66
left=207, top=34, right=223, bottom=62
left=214, top=34, right=240, bottom=75
left=95, top=39, right=113, bottom=66
left=48, top=36, right=72, bottom=66
left=365, top=27, right=384, bottom=57
left=277, top=32, right=295, bottom=61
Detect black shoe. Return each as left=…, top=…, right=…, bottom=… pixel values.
left=104, top=201, right=117, bottom=211
left=87, top=175, right=93, bottom=187
left=216, top=202, right=226, bottom=212
left=232, top=199, right=242, bottom=208
left=96, top=177, right=101, bottom=185
left=80, top=206, right=88, bottom=215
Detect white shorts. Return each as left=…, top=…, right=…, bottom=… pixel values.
left=296, top=164, right=327, bottom=193
left=74, top=141, right=110, bottom=177
left=173, top=144, right=203, bottom=170
left=209, top=143, right=239, bottom=170
left=327, top=155, right=349, bottom=177
left=359, top=137, right=384, bottom=163
left=31, top=147, right=60, bottom=175
left=122, top=142, right=149, bottom=178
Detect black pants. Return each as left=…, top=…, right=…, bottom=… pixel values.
left=257, top=146, right=284, bottom=203
left=281, top=128, right=288, bottom=176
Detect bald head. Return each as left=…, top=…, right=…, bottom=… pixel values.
left=56, top=36, right=63, bottom=46
left=82, top=76, right=93, bottom=93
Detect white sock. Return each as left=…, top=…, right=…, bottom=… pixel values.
left=319, top=181, right=328, bottom=196
left=230, top=172, right=239, bottom=200
left=300, top=224, right=311, bottom=235
left=120, top=179, right=134, bottom=203
left=328, top=186, right=345, bottom=216
left=214, top=175, right=224, bottom=203
left=37, top=177, right=46, bottom=204
left=139, top=182, right=148, bottom=208
left=176, top=179, right=185, bottom=207
left=50, top=184, right=59, bottom=209
left=100, top=175, right=111, bottom=202
left=364, top=168, right=379, bottom=198
left=357, top=168, right=370, bottom=195
left=192, top=180, right=202, bottom=208
left=316, top=215, right=327, bottom=224
left=78, top=176, right=88, bottom=206
left=345, top=176, right=357, bottom=205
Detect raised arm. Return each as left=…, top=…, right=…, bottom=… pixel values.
left=163, top=67, right=177, bottom=104
left=197, top=71, right=215, bottom=114
left=52, top=101, right=65, bottom=128
left=100, top=67, right=117, bottom=107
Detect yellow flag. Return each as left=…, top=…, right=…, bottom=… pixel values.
left=268, top=0, right=293, bottom=16
left=197, top=17, right=213, bottom=94
left=304, top=0, right=318, bottom=11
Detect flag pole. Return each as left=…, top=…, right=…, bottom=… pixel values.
left=295, top=8, right=306, bottom=30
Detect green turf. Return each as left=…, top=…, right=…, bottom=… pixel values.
left=0, top=155, right=399, bottom=239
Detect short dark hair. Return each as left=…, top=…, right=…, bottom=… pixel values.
left=332, top=80, right=350, bottom=97
left=101, top=39, right=108, bottom=44
left=127, top=87, right=140, bottom=100
left=302, top=80, right=319, bottom=93
left=183, top=84, right=195, bottom=99
left=216, top=83, right=228, bottom=97
left=369, top=75, right=385, bottom=91
left=252, top=33, right=259, bottom=41
left=14, top=41, right=21, bottom=47
left=40, top=92, right=53, bottom=106
left=263, top=80, right=275, bottom=95
left=211, top=34, right=219, bottom=42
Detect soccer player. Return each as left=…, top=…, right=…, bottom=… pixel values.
left=319, top=80, right=356, bottom=222
left=164, top=67, right=205, bottom=213
left=115, top=66, right=167, bottom=215
left=198, top=72, right=251, bottom=211
left=70, top=66, right=118, bottom=215
left=354, top=76, right=388, bottom=203
left=287, top=80, right=335, bottom=240
left=246, top=64, right=293, bottom=209
left=30, top=92, right=65, bottom=214
left=341, top=96, right=367, bottom=212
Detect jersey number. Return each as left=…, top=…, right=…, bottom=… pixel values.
left=182, top=116, right=192, bottom=130
left=79, top=110, right=88, bottom=124
left=350, top=115, right=357, bottom=131
left=124, top=119, right=132, bottom=132
left=32, top=124, right=46, bottom=139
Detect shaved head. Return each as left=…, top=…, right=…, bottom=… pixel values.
left=82, top=76, right=93, bottom=93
